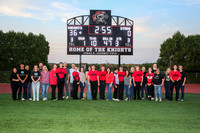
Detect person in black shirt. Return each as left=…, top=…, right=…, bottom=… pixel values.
left=31, top=65, right=41, bottom=101
left=17, top=63, right=28, bottom=101
left=153, top=68, right=164, bottom=102
left=164, top=68, right=171, bottom=100
left=10, top=68, right=19, bottom=101
left=25, top=65, right=32, bottom=100
left=141, top=67, right=147, bottom=99
left=179, top=65, right=186, bottom=101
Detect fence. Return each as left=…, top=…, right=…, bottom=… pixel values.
left=0, top=71, right=200, bottom=84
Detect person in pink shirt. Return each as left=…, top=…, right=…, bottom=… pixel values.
left=50, top=64, right=57, bottom=101
left=40, top=66, right=50, bottom=101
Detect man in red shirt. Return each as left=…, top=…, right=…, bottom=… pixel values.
left=98, top=66, right=107, bottom=100
left=145, top=68, right=154, bottom=100
left=72, top=67, right=79, bottom=100
left=169, top=65, right=181, bottom=101
left=132, top=66, right=144, bottom=100
left=88, top=65, right=99, bottom=100
left=118, top=66, right=125, bottom=100
left=56, top=62, right=67, bottom=100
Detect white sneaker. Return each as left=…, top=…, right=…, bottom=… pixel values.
left=113, top=98, right=116, bottom=101
left=66, top=96, right=69, bottom=100
left=142, top=97, right=144, bottom=100
left=45, top=98, right=48, bottom=101
left=37, top=99, right=39, bottom=101
left=159, top=98, right=162, bottom=102
left=43, top=98, right=45, bottom=101
left=115, top=99, right=120, bottom=101
left=33, top=99, right=35, bottom=101
left=63, top=96, right=65, bottom=99
left=151, top=97, right=155, bottom=100
left=22, top=98, right=25, bottom=101
left=29, top=98, right=32, bottom=101
left=53, top=99, right=57, bottom=101
left=181, top=99, right=184, bottom=101
left=155, top=98, right=158, bottom=101
left=125, top=98, right=129, bottom=101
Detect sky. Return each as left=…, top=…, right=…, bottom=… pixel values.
left=0, top=0, right=200, bottom=64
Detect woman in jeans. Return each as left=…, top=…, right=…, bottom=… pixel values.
left=85, top=66, right=92, bottom=99
left=124, top=70, right=132, bottom=101
left=105, top=67, right=114, bottom=101
left=50, top=64, right=57, bottom=101
left=40, top=66, right=50, bottom=101
left=152, top=68, right=164, bottom=102
left=79, top=67, right=86, bottom=100
left=31, top=65, right=41, bottom=101
left=129, top=67, right=135, bottom=99
left=164, top=68, right=171, bottom=100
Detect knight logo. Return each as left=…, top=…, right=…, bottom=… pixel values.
left=92, top=11, right=109, bottom=24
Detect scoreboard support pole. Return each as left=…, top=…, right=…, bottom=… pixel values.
left=79, top=54, right=82, bottom=68
left=118, top=54, right=121, bottom=67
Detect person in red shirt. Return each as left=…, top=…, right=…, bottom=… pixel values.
left=50, top=64, right=57, bottom=101
left=56, top=62, right=67, bottom=100
left=106, top=67, right=114, bottom=101
left=98, top=66, right=107, bottom=100
left=118, top=66, right=125, bottom=100
left=169, top=65, right=181, bottom=101
left=72, top=67, right=80, bottom=100
left=145, top=68, right=154, bottom=100
left=88, top=65, right=99, bottom=100
left=132, top=66, right=144, bottom=100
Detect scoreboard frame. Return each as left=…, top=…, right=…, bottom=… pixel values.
left=67, top=10, right=134, bottom=56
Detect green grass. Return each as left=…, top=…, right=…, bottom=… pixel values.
left=0, top=93, right=200, bottom=133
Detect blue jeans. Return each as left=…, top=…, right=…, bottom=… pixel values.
left=80, top=82, right=85, bottom=99
left=106, top=83, right=112, bottom=100
left=154, top=85, right=162, bottom=99
left=164, top=82, right=171, bottom=100
left=124, top=85, right=130, bottom=99
left=181, top=85, right=185, bottom=100
left=86, top=80, right=92, bottom=99
left=32, top=81, right=40, bottom=100
left=70, top=83, right=73, bottom=98
left=26, top=83, right=31, bottom=99
left=141, top=84, right=147, bottom=99
left=63, top=81, right=69, bottom=97
left=41, top=83, right=49, bottom=98
left=130, top=83, right=134, bottom=98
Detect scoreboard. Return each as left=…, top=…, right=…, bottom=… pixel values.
left=67, top=10, right=133, bottom=55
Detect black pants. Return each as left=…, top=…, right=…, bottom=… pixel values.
left=51, top=85, right=56, bottom=100
left=11, top=83, right=19, bottom=101
left=170, top=81, right=180, bottom=101
left=18, top=82, right=27, bottom=100
left=113, top=84, right=119, bottom=99
left=119, top=81, right=124, bottom=100
left=134, top=82, right=141, bottom=100
left=57, top=79, right=64, bottom=100
left=147, top=84, right=154, bottom=97
left=99, top=80, right=106, bottom=99
left=73, top=81, right=79, bottom=99
left=90, top=81, right=98, bottom=100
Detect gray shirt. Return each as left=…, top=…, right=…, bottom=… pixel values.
left=79, top=72, right=86, bottom=83
left=124, top=76, right=131, bottom=85
left=114, top=73, right=119, bottom=85
left=65, top=67, right=70, bottom=81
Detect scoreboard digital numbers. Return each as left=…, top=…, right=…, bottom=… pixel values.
left=67, top=10, right=133, bottom=55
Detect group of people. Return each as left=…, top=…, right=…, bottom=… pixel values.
left=10, top=63, right=186, bottom=102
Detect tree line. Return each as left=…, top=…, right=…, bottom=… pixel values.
left=0, top=30, right=49, bottom=71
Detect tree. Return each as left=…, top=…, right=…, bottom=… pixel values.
left=157, top=31, right=200, bottom=71
left=0, top=30, right=49, bottom=70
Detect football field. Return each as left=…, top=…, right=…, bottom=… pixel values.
left=0, top=93, right=199, bottom=133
